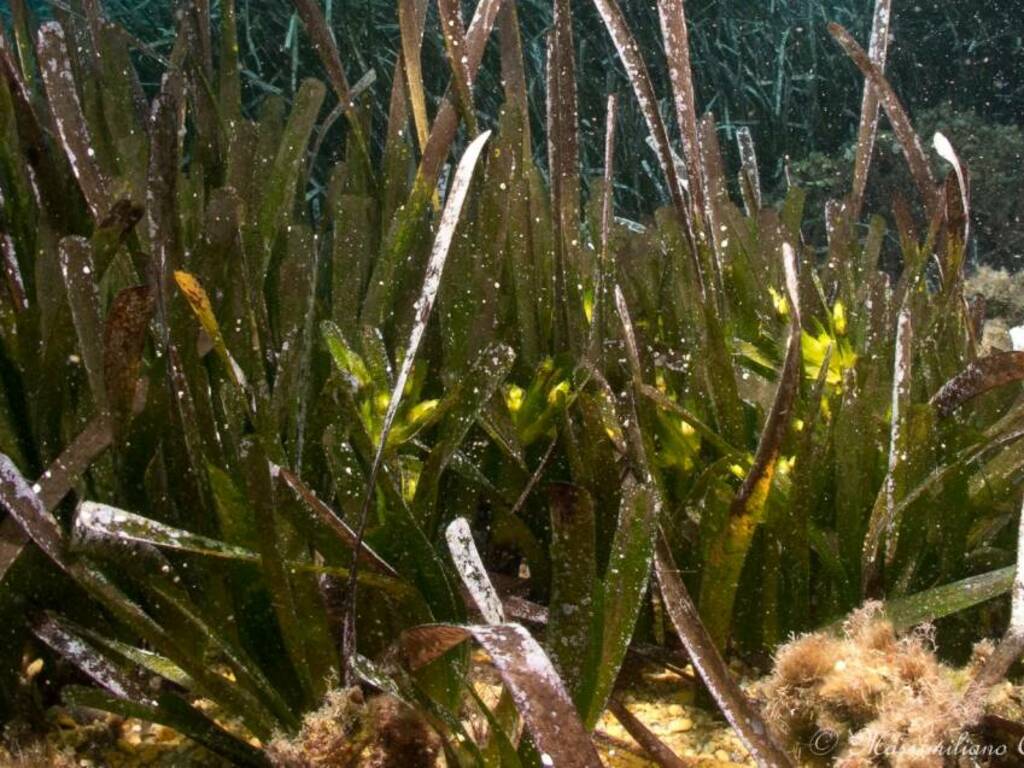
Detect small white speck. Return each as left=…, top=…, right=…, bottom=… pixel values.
left=1011, top=325, right=1024, bottom=351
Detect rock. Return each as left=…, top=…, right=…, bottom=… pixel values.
left=665, top=718, right=683, bottom=732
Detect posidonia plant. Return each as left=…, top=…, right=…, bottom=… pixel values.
left=1, top=0, right=1023, bottom=766
left=35, top=0, right=1019, bottom=214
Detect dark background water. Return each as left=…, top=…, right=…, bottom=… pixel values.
left=9, top=0, right=1024, bottom=264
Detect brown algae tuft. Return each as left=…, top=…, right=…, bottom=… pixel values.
left=754, top=603, right=987, bottom=766
left=266, top=687, right=440, bottom=768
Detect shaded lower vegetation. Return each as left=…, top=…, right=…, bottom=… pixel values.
left=1, top=0, right=1024, bottom=766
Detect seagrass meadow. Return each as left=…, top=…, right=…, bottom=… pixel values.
left=1, top=0, right=1024, bottom=766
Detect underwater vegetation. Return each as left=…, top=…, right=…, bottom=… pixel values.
left=756, top=602, right=1000, bottom=767
left=792, top=104, right=1024, bottom=272
left=38, top=0, right=1022, bottom=217
left=1, top=0, right=1024, bottom=765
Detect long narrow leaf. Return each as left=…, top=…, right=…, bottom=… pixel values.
left=548, top=0, right=581, bottom=351
left=71, top=500, right=409, bottom=597
left=0, top=409, right=124, bottom=584
left=589, top=0, right=695, bottom=252
left=0, top=453, right=67, bottom=567
left=397, top=0, right=431, bottom=153
left=734, top=242, right=803, bottom=511
left=608, top=698, right=689, bottom=768
left=736, top=126, right=761, bottom=214
left=819, top=566, right=1016, bottom=636
left=174, top=271, right=244, bottom=390
left=146, top=69, right=184, bottom=342
left=930, top=352, right=1024, bottom=417
left=655, top=537, right=794, bottom=767
left=862, top=305, right=913, bottom=592
left=243, top=440, right=315, bottom=704
left=103, top=285, right=153, bottom=439
left=362, top=0, right=502, bottom=324
left=347, top=131, right=492, bottom=644
left=36, top=22, right=114, bottom=220
left=275, top=465, right=398, bottom=576
left=547, top=482, right=596, bottom=702
left=403, top=622, right=604, bottom=768
left=655, top=0, right=705, bottom=217
left=33, top=613, right=149, bottom=702
left=437, top=0, right=478, bottom=135
left=290, top=0, right=373, bottom=175
left=700, top=243, right=803, bottom=647
left=934, top=131, right=972, bottom=247
left=829, top=22, right=939, bottom=217
left=589, top=94, right=618, bottom=362
left=60, top=237, right=106, bottom=410
left=2, top=457, right=285, bottom=737
left=63, top=686, right=269, bottom=767
left=446, top=517, right=504, bottom=625
left=581, top=475, right=657, bottom=727
left=850, top=0, right=894, bottom=217
left=255, top=78, right=325, bottom=277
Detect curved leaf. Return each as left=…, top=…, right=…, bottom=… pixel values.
left=345, top=131, right=492, bottom=654
left=71, top=500, right=408, bottom=597
left=931, top=351, right=1024, bottom=417
left=828, top=22, right=939, bottom=217
left=402, top=622, right=604, bottom=768
left=174, top=270, right=244, bottom=389
left=33, top=613, right=149, bottom=703
left=820, top=566, right=1016, bottom=636
left=656, top=537, right=795, bottom=767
